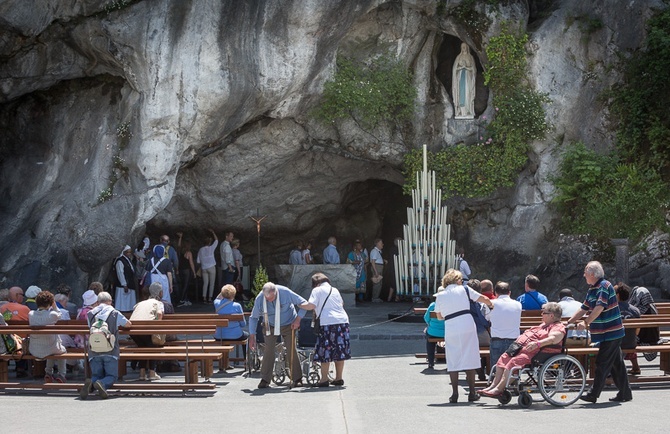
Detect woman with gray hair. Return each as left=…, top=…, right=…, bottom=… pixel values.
left=129, top=282, right=164, bottom=381
left=480, top=302, right=565, bottom=398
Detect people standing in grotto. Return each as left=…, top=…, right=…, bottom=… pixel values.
left=302, top=239, right=313, bottom=264
left=196, top=229, right=218, bottom=304
left=370, top=239, right=386, bottom=303
left=176, top=232, right=196, bottom=307
left=220, top=230, right=236, bottom=287
left=113, top=245, right=137, bottom=312
left=323, top=236, right=340, bottom=264
left=289, top=240, right=305, bottom=265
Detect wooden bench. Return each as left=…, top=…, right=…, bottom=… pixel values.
left=119, top=344, right=234, bottom=379
left=0, top=382, right=218, bottom=395
left=0, top=323, right=227, bottom=384
left=162, top=314, right=248, bottom=367
left=414, top=340, right=670, bottom=383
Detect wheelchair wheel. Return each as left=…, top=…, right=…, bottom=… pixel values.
left=498, top=390, right=512, bottom=405
left=538, top=354, right=586, bottom=407
left=272, top=356, right=287, bottom=385
left=306, top=371, right=321, bottom=386
left=518, top=392, right=533, bottom=409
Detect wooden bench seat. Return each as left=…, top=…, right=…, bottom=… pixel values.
left=165, top=338, right=248, bottom=366
left=0, top=382, right=217, bottom=395
left=414, top=343, right=670, bottom=383
left=0, top=323, right=221, bottom=385
left=118, top=352, right=224, bottom=383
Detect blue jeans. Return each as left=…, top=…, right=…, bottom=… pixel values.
left=90, top=355, right=119, bottom=390
left=490, top=338, right=515, bottom=370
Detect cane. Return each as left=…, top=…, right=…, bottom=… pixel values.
left=289, top=327, right=296, bottom=389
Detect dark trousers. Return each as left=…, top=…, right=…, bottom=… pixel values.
left=131, top=335, right=157, bottom=371
left=590, top=337, right=632, bottom=399
left=178, top=269, right=192, bottom=301
left=426, top=333, right=441, bottom=367
left=217, top=331, right=249, bottom=359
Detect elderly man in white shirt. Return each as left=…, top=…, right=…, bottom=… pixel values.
left=558, top=288, right=589, bottom=344
left=488, top=281, right=522, bottom=369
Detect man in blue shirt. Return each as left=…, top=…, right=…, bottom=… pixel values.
left=516, top=274, right=548, bottom=310
left=323, top=236, right=340, bottom=264
left=249, top=282, right=313, bottom=389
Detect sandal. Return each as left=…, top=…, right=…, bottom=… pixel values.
left=628, top=369, right=641, bottom=375
left=448, top=394, right=458, bottom=403
left=149, top=373, right=162, bottom=381
left=468, top=393, right=480, bottom=402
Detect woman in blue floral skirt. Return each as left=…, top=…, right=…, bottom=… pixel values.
left=306, top=272, right=351, bottom=387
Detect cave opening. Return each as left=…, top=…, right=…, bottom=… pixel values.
left=434, top=34, right=488, bottom=117
left=145, top=178, right=412, bottom=271
left=324, top=179, right=412, bottom=257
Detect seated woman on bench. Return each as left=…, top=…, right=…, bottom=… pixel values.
left=214, top=284, right=248, bottom=359
left=479, top=302, right=566, bottom=397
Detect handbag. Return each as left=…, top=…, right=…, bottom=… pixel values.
left=464, top=286, right=491, bottom=333
left=151, top=334, right=166, bottom=346
left=1, top=333, right=24, bottom=357
left=312, top=287, right=333, bottom=331
left=505, top=341, right=523, bottom=357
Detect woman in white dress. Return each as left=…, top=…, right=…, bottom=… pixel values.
left=435, top=268, right=494, bottom=403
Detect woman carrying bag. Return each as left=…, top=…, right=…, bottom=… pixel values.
left=305, top=273, right=351, bottom=387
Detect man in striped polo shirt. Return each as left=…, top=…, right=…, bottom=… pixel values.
left=568, top=261, right=632, bottom=403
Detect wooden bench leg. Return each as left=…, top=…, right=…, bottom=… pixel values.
left=118, top=360, right=127, bottom=379
left=203, top=360, right=213, bottom=378
left=187, top=361, right=199, bottom=384
left=0, top=361, right=8, bottom=382
left=660, top=351, right=670, bottom=375
left=33, top=360, right=45, bottom=378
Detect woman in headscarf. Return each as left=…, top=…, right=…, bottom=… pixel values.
left=114, top=245, right=137, bottom=312
left=144, top=244, right=174, bottom=305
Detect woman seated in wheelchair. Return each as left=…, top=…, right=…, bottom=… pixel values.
left=479, top=302, right=566, bottom=398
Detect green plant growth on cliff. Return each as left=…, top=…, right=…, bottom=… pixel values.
left=403, top=27, right=550, bottom=198
left=97, top=122, right=132, bottom=204
left=550, top=142, right=669, bottom=242
left=446, top=0, right=492, bottom=49
left=246, top=265, right=269, bottom=310
left=315, top=55, right=416, bottom=129
left=610, top=8, right=670, bottom=178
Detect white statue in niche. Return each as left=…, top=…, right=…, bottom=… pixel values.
left=452, top=42, right=476, bottom=119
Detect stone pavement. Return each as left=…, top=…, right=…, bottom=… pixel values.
left=1, top=301, right=669, bottom=434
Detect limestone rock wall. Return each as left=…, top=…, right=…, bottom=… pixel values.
left=0, top=0, right=667, bottom=299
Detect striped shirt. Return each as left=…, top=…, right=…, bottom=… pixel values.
left=582, top=278, right=625, bottom=343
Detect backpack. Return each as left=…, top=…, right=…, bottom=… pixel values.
left=89, top=318, right=115, bottom=353
left=464, top=286, right=491, bottom=333
left=1, top=333, right=23, bottom=356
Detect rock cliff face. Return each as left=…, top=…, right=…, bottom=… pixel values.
left=0, top=0, right=667, bottom=300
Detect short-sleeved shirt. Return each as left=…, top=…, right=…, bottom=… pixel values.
left=581, top=278, right=625, bottom=343
left=516, top=291, right=548, bottom=310
left=249, top=285, right=307, bottom=335
left=214, top=298, right=246, bottom=339
left=308, top=283, right=349, bottom=326
left=0, top=302, right=30, bottom=321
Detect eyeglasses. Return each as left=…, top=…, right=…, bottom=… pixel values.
left=541, top=311, right=551, bottom=315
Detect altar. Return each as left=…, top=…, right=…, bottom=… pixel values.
left=274, top=265, right=357, bottom=309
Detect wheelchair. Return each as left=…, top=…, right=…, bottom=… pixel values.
left=246, top=318, right=330, bottom=386
left=489, top=335, right=586, bottom=408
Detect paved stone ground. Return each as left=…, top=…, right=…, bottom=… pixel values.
left=1, top=301, right=668, bottom=433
